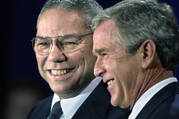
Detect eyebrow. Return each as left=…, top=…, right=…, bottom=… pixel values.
left=35, top=34, right=76, bottom=41
left=36, top=34, right=73, bottom=39
left=36, top=33, right=92, bottom=39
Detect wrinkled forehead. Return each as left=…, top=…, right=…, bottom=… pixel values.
left=37, top=8, right=90, bottom=37
left=93, top=19, right=119, bottom=44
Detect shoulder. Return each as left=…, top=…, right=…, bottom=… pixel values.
left=137, top=82, right=179, bottom=119
left=169, top=83, right=179, bottom=119
left=32, top=95, right=53, bottom=109
left=27, top=95, right=53, bottom=119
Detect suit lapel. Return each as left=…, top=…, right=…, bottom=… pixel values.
left=72, top=81, right=110, bottom=119
left=28, top=96, right=52, bottom=119
left=136, top=82, right=177, bottom=119
left=37, top=102, right=51, bottom=119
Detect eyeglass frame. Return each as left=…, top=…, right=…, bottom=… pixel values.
left=31, top=32, right=93, bottom=55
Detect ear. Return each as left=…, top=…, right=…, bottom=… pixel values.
left=139, top=40, right=156, bottom=69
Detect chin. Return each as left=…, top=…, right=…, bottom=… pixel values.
left=49, top=83, right=63, bottom=93
left=110, top=98, right=119, bottom=107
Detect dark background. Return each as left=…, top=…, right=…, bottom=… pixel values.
left=1, top=0, right=179, bottom=118
left=5, top=0, right=179, bottom=93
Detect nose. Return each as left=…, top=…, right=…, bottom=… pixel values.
left=94, top=57, right=105, bottom=77
left=47, top=41, right=67, bottom=62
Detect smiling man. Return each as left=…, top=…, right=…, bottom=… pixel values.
left=92, top=0, right=179, bottom=119
left=27, top=0, right=129, bottom=119
left=35, top=8, right=95, bottom=100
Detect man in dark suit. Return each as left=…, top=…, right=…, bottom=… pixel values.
left=28, top=0, right=129, bottom=119
left=92, top=0, right=179, bottom=118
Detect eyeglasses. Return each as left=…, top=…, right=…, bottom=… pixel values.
left=32, top=32, right=93, bottom=55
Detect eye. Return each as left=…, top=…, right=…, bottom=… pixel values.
left=62, top=35, right=79, bottom=45
left=63, top=41, right=78, bottom=45
left=61, top=41, right=78, bottom=50
left=100, top=52, right=107, bottom=56
left=36, top=41, right=50, bottom=49
left=61, top=36, right=79, bottom=47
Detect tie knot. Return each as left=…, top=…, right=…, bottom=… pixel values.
left=48, top=101, right=63, bottom=119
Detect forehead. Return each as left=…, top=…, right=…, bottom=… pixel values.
left=93, top=19, right=119, bottom=48
left=37, top=8, right=89, bottom=37
left=93, top=19, right=128, bottom=59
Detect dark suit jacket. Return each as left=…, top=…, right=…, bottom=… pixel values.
left=136, top=82, right=179, bottom=119
left=27, top=81, right=130, bottom=119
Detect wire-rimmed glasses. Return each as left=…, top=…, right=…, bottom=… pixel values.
left=32, top=32, right=93, bottom=55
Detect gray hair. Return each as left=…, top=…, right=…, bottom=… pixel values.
left=37, top=0, right=103, bottom=29
left=92, top=0, right=179, bottom=71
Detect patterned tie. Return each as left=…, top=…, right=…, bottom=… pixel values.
left=48, top=101, right=63, bottom=119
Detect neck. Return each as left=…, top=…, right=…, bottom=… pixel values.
left=130, top=67, right=173, bottom=109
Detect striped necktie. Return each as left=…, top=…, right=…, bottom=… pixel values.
left=48, top=101, right=63, bottom=119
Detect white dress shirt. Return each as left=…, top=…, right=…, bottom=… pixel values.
left=50, top=77, right=102, bottom=119
left=128, top=77, right=178, bottom=119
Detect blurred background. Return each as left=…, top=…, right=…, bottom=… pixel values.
left=2, top=0, right=179, bottom=119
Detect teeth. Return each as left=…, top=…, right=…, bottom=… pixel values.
left=107, top=80, right=114, bottom=86
left=51, top=70, right=67, bottom=75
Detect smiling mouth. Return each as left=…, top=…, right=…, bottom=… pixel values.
left=107, top=79, right=114, bottom=86
left=47, top=66, right=76, bottom=80
left=50, top=68, right=75, bottom=75
left=51, top=69, right=68, bottom=75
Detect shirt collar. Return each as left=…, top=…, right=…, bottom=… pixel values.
left=51, top=77, right=102, bottom=119
left=128, top=77, right=178, bottom=119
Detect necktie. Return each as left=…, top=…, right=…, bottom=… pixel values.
left=48, top=101, right=63, bottom=119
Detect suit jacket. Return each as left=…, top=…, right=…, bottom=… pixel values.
left=27, top=81, right=130, bottom=119
left=136, top=82, right=179, bottom=119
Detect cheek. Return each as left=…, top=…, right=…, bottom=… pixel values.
left=36, top=55, right=46, bottom=71
left=104, top=58, right=118, bottom=73
left=79, top=48, right=96, bottom=75
left=85, top=50, right=96, bottom=65
left=114, top=59, right=139, bottom=90
left=67, top=51, right=84, bottom=66
left=76, top=46, right=95, bottom=64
